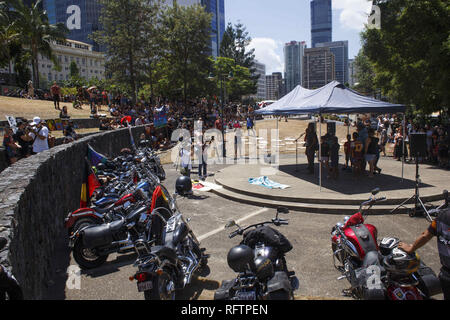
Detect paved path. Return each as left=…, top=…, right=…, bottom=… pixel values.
left=48, top=163, right=445, bottom=300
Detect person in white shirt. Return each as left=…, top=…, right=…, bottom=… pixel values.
left=28, top=116, right=49, bottom=154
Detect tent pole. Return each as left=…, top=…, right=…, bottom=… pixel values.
left=347, top=114, right=350, bottom=136
left=319, top=113, right=322, bottom=192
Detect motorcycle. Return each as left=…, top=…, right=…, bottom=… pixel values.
left=214, top=207, right=298, bottom=300
left=69, top=184, right=175, bottom=270
left=129, top=179, right=208, bottom=300
left=331, top=188, right=442, bottom=300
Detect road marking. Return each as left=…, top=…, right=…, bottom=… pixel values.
left=197, top=208, right=269, bottom=242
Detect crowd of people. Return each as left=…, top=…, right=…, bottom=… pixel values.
left=303, top=114, right=449, bottom=180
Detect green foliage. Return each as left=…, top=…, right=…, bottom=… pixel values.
left=361, top=0, right=450, bottom=114
left=69, top=61, right=79, bottom=78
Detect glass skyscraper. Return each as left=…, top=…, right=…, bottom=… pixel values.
left=43, top=0, right=103, bottom=51
left=284, top=41, right=306, bottom=93
left=310, top=0, right=332, bottom=48
left=316, top=41, right=349, bottom=85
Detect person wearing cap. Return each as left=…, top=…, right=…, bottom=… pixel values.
left=28, top=116, right=49, bottom=154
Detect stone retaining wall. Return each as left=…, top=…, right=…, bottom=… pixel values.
left=0, top=126, right=144, bottom=299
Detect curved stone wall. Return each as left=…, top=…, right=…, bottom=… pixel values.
left=0, top=126, right=144, bottom=299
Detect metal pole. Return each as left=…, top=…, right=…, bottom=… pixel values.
left=221, top=76, right=226, bottom=160
left=319, top=113, right=322, bottom=191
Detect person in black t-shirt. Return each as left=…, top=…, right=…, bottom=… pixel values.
left=13, top=120, right=32, bottom=158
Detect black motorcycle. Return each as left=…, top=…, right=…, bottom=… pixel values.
left=130, top=178, right=208, bottom=300
left=214, top=207, right=299, bottom=300
left=69, top=187, right=172, bottom=269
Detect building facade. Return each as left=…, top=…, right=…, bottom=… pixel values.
left=247, top=60, right=266, bottom=101
left=265, top=72, right=283, bottom=100
left=316, top=41, right=349, bottom=85
left=348, top=59, right=358, bottom=87
left=43, top=0, right=103, bottom=52
left=311, top=0, right=332, bottom=48
left=284, top=41, right=306, bottom=94
left=41, top=39, right=106, bottom=83
left=302, top=47, right=335, bottom=89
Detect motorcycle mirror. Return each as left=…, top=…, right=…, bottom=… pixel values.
left=371, top=188, right=380, bottom=196
left=277, top=206, right=289, bottom=214
left=225, top=220, right=237, bottom=228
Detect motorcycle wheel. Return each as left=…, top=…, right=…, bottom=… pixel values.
left=72, top=238, right=108, bottom=270
left=144, top=265, right=176, bottom=300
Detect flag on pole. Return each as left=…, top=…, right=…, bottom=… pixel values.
left=87, top=144, right=109, bottom=167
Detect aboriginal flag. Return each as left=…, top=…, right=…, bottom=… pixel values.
left=87, top=144, right=109, bottom=167
left=80, top=157, right=102, bottom=208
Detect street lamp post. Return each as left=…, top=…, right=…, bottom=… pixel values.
left=209, top=71, right=233, bottom=161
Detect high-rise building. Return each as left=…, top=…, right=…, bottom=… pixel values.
left=316, top=41, right=349, bottom=85
left=284, top=41, right=306, bottom=94
left=302, top=47, right=335, bottom=89
left=265, top=72, right=283, bottom=100
left=169, top=0, right=225, bottom=57
left=348, top=59, right=357, bottom=87
left=247, top=61, right=266, bottom=101
left=310, top=0, right=332, bottom=48
left=43, top=0, right=103, bottom=52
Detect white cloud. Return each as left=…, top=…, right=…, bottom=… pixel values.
left=333, top=0, right=373, bottom=31
left=248, top=37, right=284, bottom=75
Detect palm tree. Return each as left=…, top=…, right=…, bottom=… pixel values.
left=8, top=0, right=68, bottom=88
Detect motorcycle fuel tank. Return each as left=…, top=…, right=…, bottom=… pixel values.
left=344, top=224, right=378, bottom=259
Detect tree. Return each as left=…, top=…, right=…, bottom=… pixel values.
left=0, top=3, right=21, bottom=84
left=69, top=61, right=79, bottom=78
left=353, top=48, right=376, bottom=96
left=92, top=0, right=162, bottom=103
left=361, top=0, right=450, bottom=114
left=7, top=0, right=68, bottom=89
left=219, top=22, right=258, bottom=98
left=159, top=3, right=213, bottom=102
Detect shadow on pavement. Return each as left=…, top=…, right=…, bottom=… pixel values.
left=279, top=163, right=433, bottom=195
left=81, top=252, right=137, bottom=278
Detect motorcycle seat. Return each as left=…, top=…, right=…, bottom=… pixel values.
left=150, top=245, right=177, bottom=262
left=94, top=203, right=116, bottom=214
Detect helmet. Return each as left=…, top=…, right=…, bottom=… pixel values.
left=379, top=237, right=400, bottom=256
left=175, top=176, right=192, bottom=196
left=96, top=163, right=106, bottom=171
left=227, top=245, right=254, bottom=273
left=383, top=248, right=420, bottom=276
left=254, top=256, right=274, bottom=281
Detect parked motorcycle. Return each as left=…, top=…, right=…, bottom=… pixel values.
left=331, top=188, right=442, bottom=300
left=69, top=183, right=175, bottom=270
left=214, top=207, right=298, bottom=300
left=129, top=176, right=208, bottom=300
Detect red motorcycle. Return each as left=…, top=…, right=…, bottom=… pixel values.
left=331, top=188, right=441, bottom=300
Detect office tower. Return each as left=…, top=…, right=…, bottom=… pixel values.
left=43, top=0, right=103, bottom=51
left=302, top=47, right=335, bottom=89
left=310, top=0, right=332, bottom=48
left=253, top=61, right=266, bottom=101
left=265, top=72, right=283, bottom=100
left=284, top=41, right=306, bottom=93
left=316, top=41, right=349, bottom=85
left=348, top=59, right=358, bottom=87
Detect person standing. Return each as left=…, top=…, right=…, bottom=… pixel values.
left=13, top=120, right=32, bottom=158
left=365, top=128, right=379, bottom=178
left=3, top=127, right=19, bottom=164
left=305, top=122, right=318, bottom=174
left=27, top=80, right=34, bottom=99
left=50, top=81, right=61, bottom=110
left=399, top=207, right=450, bottom=300
left=28, top=116, right=49, bottom=154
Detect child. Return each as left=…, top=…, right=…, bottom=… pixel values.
left=329, top=136, right=340, bottom=179
left=343, top=134, right=351, bottom=170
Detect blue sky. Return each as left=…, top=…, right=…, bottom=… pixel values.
left=224, top=0, right=373, bottom=74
